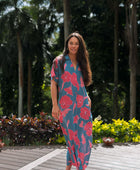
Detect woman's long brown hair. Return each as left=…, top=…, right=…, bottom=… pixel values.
left=59, top=32, right=92, bottom=86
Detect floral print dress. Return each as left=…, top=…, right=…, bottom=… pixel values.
left=51, top=55, right=92, bottom=170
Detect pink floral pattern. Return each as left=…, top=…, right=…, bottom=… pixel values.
left=51, top=55, right=92, bottom=170
left=59, top=95, right=73, bottom=109
left=80, top=107, right=91, bottom=120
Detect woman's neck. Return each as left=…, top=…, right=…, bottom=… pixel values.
left=68, top=53, right=76, bottom=61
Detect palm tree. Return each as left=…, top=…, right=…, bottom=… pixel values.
left=125, top=0, right=138, bottom=119
left=0, top=0, right=33, bottom=117
left=63, top=0, right=71, bottom=41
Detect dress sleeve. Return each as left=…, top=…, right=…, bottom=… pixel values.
left=51, top=58, right=59, bottom=84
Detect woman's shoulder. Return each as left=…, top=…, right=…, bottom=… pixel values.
left=54, top=54, right=63, bottom=62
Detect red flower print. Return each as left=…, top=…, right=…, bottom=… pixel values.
left=73, top=103, right=76, bottom=112
left=83, top=164, right=87, bottom=170
left=61, top=71, right=71, bottom=82
left=67, top=120, right=70, bottom=127
left=64, top=63, right=67, bottom=69
left=81, top=134, right=86, bottom=144
left=74, top=136, right=80, bottom=148
left=59, top=112, right=63, bottom=123
left=78, top=151, right=84, bottom=164
left=64, top=86, right=73, bottom=95
left=61, top=108, right=71, bottom=117
left=80, top=76, right=84, bottom=87
left=80, top=107, right=90, bottom=120
left=59, top=95, right=73, bottom=109
left=68, top=129, right=75, bottom=140
left=89, top=140, right=92, bottom=148
left=76, top=95, right=84, bottom=108
left=71, top=73, right=79, bottom=90
left=61, top=127, right=67, bottom=135
left=73, top=115, right=79, bottom=124
left=84, top=122, right=92, bottom=136
left=78, top=67, right=81, bottom=71
left=51, top=67, right=56, bottom=77
left=79, top=121, right=84, bottom=127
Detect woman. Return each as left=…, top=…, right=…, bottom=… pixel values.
left=51, top=32, right=92, bottom=170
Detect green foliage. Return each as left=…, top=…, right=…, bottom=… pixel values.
left=92, top=118, right=140, bottom=143
left=57, top=117, right=140, bottom=145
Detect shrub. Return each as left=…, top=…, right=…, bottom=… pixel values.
left=92, top=118, right=140, bottom=143
left=0, top=112, right=63, bottom=146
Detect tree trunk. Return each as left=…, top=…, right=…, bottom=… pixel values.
left=130, top=69, right=136, bottom=119
left=63, top=0, right=71, bottom=42
left=27, top=58, right=32, bottom=116
left=17, top=32, right=23, bottom=118
left=113, top=0, right=119, bottom=118
left=125, top=0, right=138, bottom=119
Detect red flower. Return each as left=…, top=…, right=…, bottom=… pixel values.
left=51, top=67, right=56, bottom=77
left=76, top=95, right=84, bottom=108
left=59, top=112, right=63, bottom=123
left=71, top=73, right=79, bottom=90
left=78, top=151, right=84, bottom=164
left=84, top=122, right=92, bottom=136
left=80, top=77, right=84, bottom=87
left=61, top=108, right=71, bottom=117
left=80, top=107, right=90, bottom=120
left=61, top=71, right=71, bottom=82
left=68, top=129, right=75, bottom=140
left=61, top=127, right=67, bottom=135
left=59, top=95, right=73, bottom=109
left=74, top=136, right=80, bottom=147
left=81, top=134, right=86, bottom=144
left=79, top=121, right=84, bottom=128
left=73, top=115, right=79, bottom=124
left=64, top=86, right=73, bottom=95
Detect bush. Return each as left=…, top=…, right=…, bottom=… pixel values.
left=0, top=113, right=140, bottom=146
left=92, top=118, right=140, bottom=143
left=57, top=117, right=140, bottom=144
left=0, top=112, right=63, bottom=146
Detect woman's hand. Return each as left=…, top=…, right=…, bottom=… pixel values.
left=52, top=105, right=60, bottom=120
left=87, top=95, right=91, bottom=108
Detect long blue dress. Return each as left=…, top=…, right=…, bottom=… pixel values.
left=51, top=54, right=92, bottom=170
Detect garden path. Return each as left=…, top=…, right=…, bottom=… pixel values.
left=0, top=143, right=140, bottom=170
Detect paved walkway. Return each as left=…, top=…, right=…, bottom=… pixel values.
left=0, top=143, right=140, bottom=170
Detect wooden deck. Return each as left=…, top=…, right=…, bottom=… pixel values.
left=0, top=143, right=140, bottom=170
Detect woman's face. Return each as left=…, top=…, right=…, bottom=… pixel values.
left=68, top=36, right=79, bottom=56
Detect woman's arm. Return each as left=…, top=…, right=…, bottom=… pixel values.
left=51, top=79, right=60, bottom=120
left=87, top=95, right=91, bottom=108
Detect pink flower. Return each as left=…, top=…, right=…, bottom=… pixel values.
left=78, top=151, right=84, bottom=164
left=71, top=73, right=79, bottom=90
left=80, top=77, right=84, bottom=87
left=68, top=129, right=75, bottom=140
left=81, top=134, right=86, bottom=144
left=61, top=108, right=71, bottom=117
left=64, top=86, right=73, bottom=95
left=89, top=140, right=92, bottom=148
left=84, top=122, right=92, bottom=136
left=59, top=112, right=63, bottom=123
left=61, top=127, right=67, bottom=135
left=76, top=95, right=84, bottom=108
left=79, top=121, right=84, bottom=127
left=61, top=71, right=71, bottom=82
left=51, top=67, right=56, bottom=77
left=74, top=136, right=80, bottom=147
left=59, top=95, right=73, bottom=109
left=73, top=115, right=79, bottom=124
left=80, top=107, right=90, bottom=120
